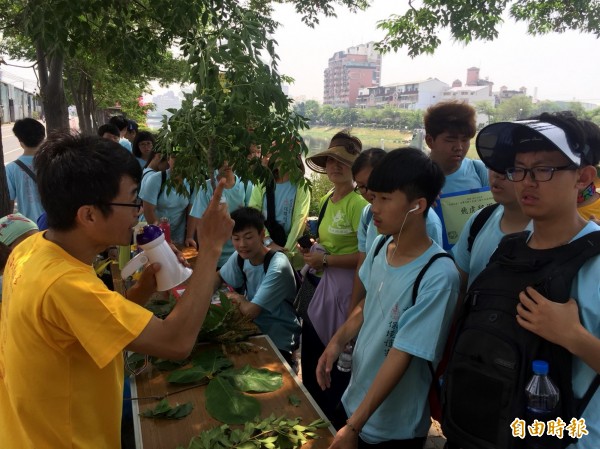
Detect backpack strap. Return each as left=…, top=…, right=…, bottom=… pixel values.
left=14, top=159, right=36, bottom=183
left=315, top=192, right=333, bottom=239
left=363, top=206, right=373, bottom=235
left=372, top=234, right=391, bottom=262
left=467, top=203, right=500, bottom=252
left=410, top=252, right=455, bottom=409
left=265, top=181, right=277, bottom=225
left=237, top=249, right=278, bottom=294
left=411, top=253, right=454, bottom=305
left=157, top=170, right=167, bottom=204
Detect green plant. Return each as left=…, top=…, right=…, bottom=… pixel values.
left=179, top=414, right=329, bottom=449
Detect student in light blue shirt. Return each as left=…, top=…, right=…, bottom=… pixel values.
left=217, top=207, right=301, bottom=366
left=139, top=155, right=193, bottom=245
left=316, top=148, right=459, bottom=445
left=452, top=169, right=531, bottom=291
left=6, top=118, right=46, bottom=222
left=424, top=101, right=489, bottom=194
left=190, top=162, right=249, bottom=267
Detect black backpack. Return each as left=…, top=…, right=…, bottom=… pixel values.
left=467, top=203, right=500, bottom=252
left=372, top=235, right=454, bottom=421
left=442, top=231, right=600, bottom=449
left=236, top=250, right=300, bottom=298
left=264, top=181, right=289, bottom=247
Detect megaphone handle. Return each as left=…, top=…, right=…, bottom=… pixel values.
left=120, top=253, right=149, bottom=279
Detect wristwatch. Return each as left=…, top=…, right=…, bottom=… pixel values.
left=322, top=253, right=329, bottom=267
left=263, top=237, right=273, bottom=247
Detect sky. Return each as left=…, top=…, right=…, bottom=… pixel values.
left=3, top=1, right=600, bottom=105
left=271, top=1, right=600, bottom=105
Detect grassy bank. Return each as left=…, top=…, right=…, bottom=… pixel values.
left=301, top=126, right=413, bottom=151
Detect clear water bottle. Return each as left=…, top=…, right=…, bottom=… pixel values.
left=336, top=342, right=354, bottom=373
left=525, top=360, right=560, bottom=449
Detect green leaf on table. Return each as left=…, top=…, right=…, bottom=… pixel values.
left=205, top=377, right=260, bottom=424
left=140, top=398, right=193, bottom=420
left=152, top=358, right=188, bottom=371
left=199, top=304, right=228, bottom=333
left=288, top=394, right=301, bottom=407
left=219, top=364, right=283, bottom=392
left=167, top=365, right=212, bottom=384
left=191, top=349, right=233, bottom=373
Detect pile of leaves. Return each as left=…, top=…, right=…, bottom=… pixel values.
left=196, top=292, right=261, bottom=343
left=178, top=415, right=329, bottom=449
left=167, top=349, right=283, bottom=424
left=144, top=291, right=260, bottom=343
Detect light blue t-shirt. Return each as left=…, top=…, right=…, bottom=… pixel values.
left=258, top=181, right=297, bottom=235
left=357, top=204, right=372, bottom=253
left=119, top=138, right=132, bottom=152
left=342, top=237, right=459, bottom=443
left=136, top=157, right=146, bottom=169
left=452, top=205, right=533, bottom=288
left=138, top=169, right=191, bottom=244
left=6, top=155, right=45, bottom=222
left=564, top=222, right=600, bottom=449
left=219, top=251, right=301, bottom=353
left=363, top=207, right=443, bottom=253
left=443, top=158, right=489, bottom=195
left=190, top=176, right=248, bottom=267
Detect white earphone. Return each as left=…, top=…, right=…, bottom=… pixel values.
left=408, top=204, right=420, bottom=213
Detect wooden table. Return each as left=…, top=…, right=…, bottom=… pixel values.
left=130, top=336, right=335, bottom=449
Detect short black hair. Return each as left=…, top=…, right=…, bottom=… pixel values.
left=98, top=123, right=120, bottom=138
left=34, top=132, right=142, bottom=231
left=231, top=207, right=265, bottom=234
left=12, top=118, right=45, bottom=148
left=352, top=147, right=386, bottom=178
left=132, top=131, right=156, bottom=158
left=367, top=147, right=445, bottom=214
left=109, top=115, right=128, bottom=132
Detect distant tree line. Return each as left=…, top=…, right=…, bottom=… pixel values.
left=292, top=100, right=424, bottom=129
left=293, top=97, right=600, bottom=130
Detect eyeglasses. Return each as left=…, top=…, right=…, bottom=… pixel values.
left=354, top=184, right=368, bottom=194
left=505, top=165, right=577, bottom=182
left=107, top=197, right=143, bottom=211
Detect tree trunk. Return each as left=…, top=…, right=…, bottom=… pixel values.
left=0, top=124, right=11, bottom=217
left=36, top=43, right=69, bottom=133
left=68, top=71, right=87, bottom=134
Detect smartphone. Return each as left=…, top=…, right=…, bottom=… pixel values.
left=297, top=235, right=313, bottom=249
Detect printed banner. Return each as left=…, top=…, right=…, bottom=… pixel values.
left=433, top=187, right=495, bottom=250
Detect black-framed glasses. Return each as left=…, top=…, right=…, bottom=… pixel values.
left=505, top=165, right=577, bottom=182
left=354, top=184, right=368, bottom=194
left=107, top=197, right=143, bottom=211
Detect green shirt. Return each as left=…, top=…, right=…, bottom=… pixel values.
left=318, top=191, right=367, bottom=255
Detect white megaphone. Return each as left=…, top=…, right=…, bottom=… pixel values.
left=121, top=224, right=192, bottom=291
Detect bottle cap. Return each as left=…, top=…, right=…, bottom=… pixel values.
left=136, top=224, right=163, bottom=245
left=532, top=360, right=549, bottom=375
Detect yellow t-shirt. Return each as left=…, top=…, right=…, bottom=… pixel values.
left=0, top=232, right=153, bottom=449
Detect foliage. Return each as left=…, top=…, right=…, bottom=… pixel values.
left=168, top=349, right=233, bottom=384
left=307, top=173, right=333, bottom=216
left=178, top=414, right=329, bottom=449
left=288, top=394, right=302, bottom=407
left=196, top=292, right=261, bottom=343
left=376, top=0, right=600, bottom=57
left=293, top=102, right=424, bottom=130
left=140, top=398, right=194, bottom=420
left=205, top=376, right=262, bottom=424
left=219, top=365, right=284, bottom=393
left=157, top=1, right=311, bottom=193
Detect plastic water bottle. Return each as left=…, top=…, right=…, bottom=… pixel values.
left=525, top=360, right=560, bottom=449
left=336, top=342, right=354, bottom=373
left=158, top=217, right=171, bottom=243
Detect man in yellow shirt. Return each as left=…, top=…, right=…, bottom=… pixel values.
left=0, top=133, right=233, bottom=449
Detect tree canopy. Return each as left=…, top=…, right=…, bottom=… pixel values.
left=376, top=0, right=600, bottom=56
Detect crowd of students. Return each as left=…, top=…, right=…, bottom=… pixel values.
left=1, top=101, right=600, bottom=449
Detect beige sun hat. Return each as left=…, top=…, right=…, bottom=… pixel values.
left=305, top=135, right=362, bottom=174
